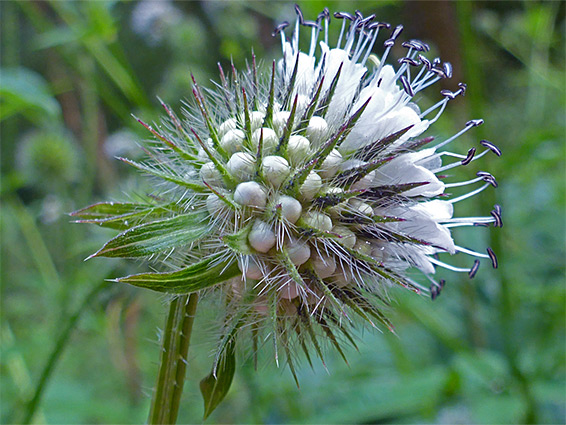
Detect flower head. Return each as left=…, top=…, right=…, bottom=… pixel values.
left=74, top=6, right=501, bottom=374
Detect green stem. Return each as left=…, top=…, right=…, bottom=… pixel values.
left=22, top=281, right=107, bottom=424
left=148, top=293, right=199, bottom=424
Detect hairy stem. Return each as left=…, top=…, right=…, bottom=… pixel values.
left=148, top=293, right=199, bottom=424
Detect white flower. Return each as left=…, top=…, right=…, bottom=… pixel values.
left=81, top=6, right=502, bottom=372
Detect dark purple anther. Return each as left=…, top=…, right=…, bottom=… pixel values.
left=487, top=248, right=498, bottom=269
left=480, top=140, right=502, bottom=156
left=443, top=62, right=453, bottom=78
left=390, top=25, right=404, bottom=40
left=419, top=55, right=432, bottom=70
left=466, top=119, right=484, bottom=127
left=430, top=285, right=440, bottom=300
left=461, top=147, right=476, bottom=165
left=272, top=21, right=289, bottom=36
left=400, top=75, right=414, bottom=97
left=468, top=260, right=480, bottom=279
left=334, top=11, right=355, bottom=21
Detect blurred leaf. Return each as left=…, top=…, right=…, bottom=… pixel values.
left=91, top=212, right=209, bottom=258
left=116, top=255, right=240, bottom=294
left=200, top=339, right=236, bottom=420
left=0, top=67, right=61, bottom=123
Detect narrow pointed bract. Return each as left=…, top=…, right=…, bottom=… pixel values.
left=75, top=6, right=500, bottom=377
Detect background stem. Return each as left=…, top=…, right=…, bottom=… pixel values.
left=148, top=293, right=199, bottom=424
left=22, top=281, right=107, bottom=424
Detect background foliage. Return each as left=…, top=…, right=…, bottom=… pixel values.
left=1, top=1, right=564, bottom=424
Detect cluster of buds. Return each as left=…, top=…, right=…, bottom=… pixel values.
left=74, top=6, right=500, bottom=373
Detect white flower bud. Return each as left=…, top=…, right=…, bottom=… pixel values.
left=354, top=239, right=372, bottom=256
left=311, top=252, right=336, bottom=278
left=234, top=181, right=267, bottom=208
left=218, top=118, right=237, bottom=139
left=349, top=199, right=373, bottom=216
left=248, top=219, right=276, bottom=253
left=227, top=152, right=255, bottom=181
left=199, top=162, right=223, bottom=187
left=220, top=129, right=246, bottom=155
left=287, top=135, right=310, bottom=166
left=252, top=128, right=279, bottom=155
left=276, top=195, right=302, bottom=224
left=319, top=149, right=342, bottom=179
left=206, top=194, right=228, bottom=218
left=332, top=269, right=352, bottom=288
left=273, top=111, right=291, bottom=136
left=286, top=238, right=311, bottom=266
left=299, top=171, right=322, bottom=201
left=301, top=211, right=333, bottom=232
left=237, top=255, right=264, bottom=280
left=371, top=244, right=386, bottom=261
left=306, top=116, right=328, bottom=146
left=332, top=225, right=356, bottom=248
left=280, top=277, right=299, bottom=300
left=250, top=111, right=265, bottom=133
left=262, top=155, right=290, bottom=187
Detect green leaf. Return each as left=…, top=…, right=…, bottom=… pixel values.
left=116, top=255, right=240, bottom=294
left=199, top=339, right=236, bottom=420
left=70, top=202, right=174, bottom=230
left=0, top=67, right=61, bottom=123
left=92, top=213, right=209, bottom=258
left=222, top=222, right=253, bottom=255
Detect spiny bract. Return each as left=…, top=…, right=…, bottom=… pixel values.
left=73, top=6, right=501, bottom=374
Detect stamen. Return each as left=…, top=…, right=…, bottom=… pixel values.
left=468, top=260, right=480, bottom=279
left=442, top=62, right=453, bottom=78
left=461, top=148, right=476, bottom=165
left=455, top=245, right=490, bottom=258
left=476, top=171, right=498, bottom=188
left=272, top=21, right=289, bottom=37
left=448, top=183, right=491, bottom=204
left=433, top=119, right=484, bottom=150
left=429, top=257, right=472, bottom=273
left=399, top=75, right=414, bottom=97
left=487, top=247, right=498, bottom=269
left=444, top=175, right=487, bottom=188
left=480, top=140, right=502, bottom=156
left=490, top=206, right=503, bottom=228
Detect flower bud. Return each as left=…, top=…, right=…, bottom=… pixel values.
left=252, top=128, right=279, bottom=154
left=199, top=162, right=223, bottom=187
left=234, top=181, right=267, bottom=208
left=262, top=155, right=290, bottom=187
left=319, top=149, right=342, bottom=179
left=220, top=129, right=246, bottom=155
left=311, top=252, right=336, bottom=278
left=206, top=194, right=228, bottom=218
left=287, top=135, right=310, bottom=166
left=280, top=276, right=299, bottom=300
left=276, top=195, right=302, bottom=224
left=238, top=255, right=264, bottom=280
left=299, top=171, right=322, bottom=201
left=286, top=238, right=311, bottom=266
left=227, top=152, right=255, bottom=181
left=332, top=225, right=356, bottom=248
left=218, top=118, right=237, bottom=139
left=306, top=116, right=328, bottom=146
left=248, top=219, right=276, bottom=253
left=301, top=211, right=333, bottom=232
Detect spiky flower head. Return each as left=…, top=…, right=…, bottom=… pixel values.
left=74, top=6, right=501, bottom=374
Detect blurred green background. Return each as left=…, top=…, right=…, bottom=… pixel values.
left=1, top=1, right=564, bottom=424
